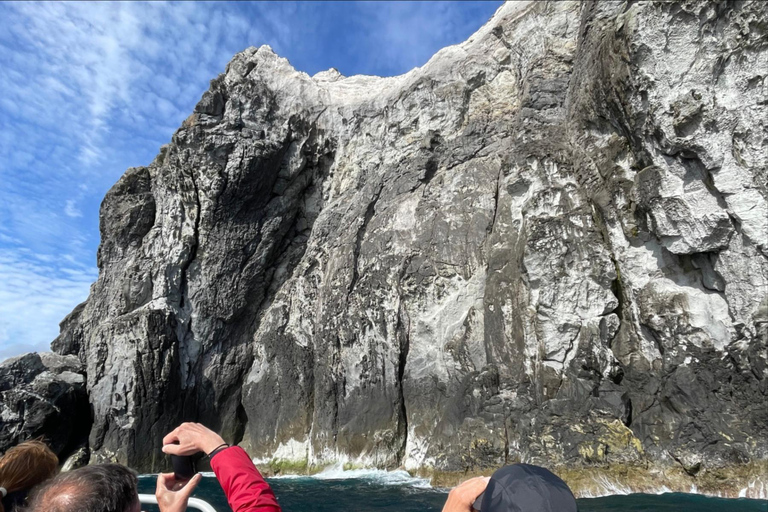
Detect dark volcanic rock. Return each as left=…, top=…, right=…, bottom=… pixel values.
left=7, top=0, right=764, bottom=498
left=0, top=353, right=90, bottom=461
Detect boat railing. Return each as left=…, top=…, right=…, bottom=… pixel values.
left=138, top=493, right=218, bottom=512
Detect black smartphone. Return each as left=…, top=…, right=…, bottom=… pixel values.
left=171, top=454, right=196, bottom=480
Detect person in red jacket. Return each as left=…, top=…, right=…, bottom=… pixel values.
left=157, top=423, right=281, bottom=512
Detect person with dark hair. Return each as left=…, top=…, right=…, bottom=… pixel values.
left=161, top=422, right=282, bottom=512
left=442, top=463, right=578, bottom=512
left=24, top=463, right=141, bottom=512
left=0, top=440, right=59, bottom=512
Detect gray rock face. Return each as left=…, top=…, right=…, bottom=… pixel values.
left=15, top=0, right=767, bottom=496
left=0, top=353, right=90, bottom=460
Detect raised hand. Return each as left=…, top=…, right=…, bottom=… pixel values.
left=162, top=422, right=227, bottom=456
left=155, top=472, right=202, bottom=512
left=442, top=476, right=490, bottom=512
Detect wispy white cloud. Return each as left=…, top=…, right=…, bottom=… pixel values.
left=64, top=199, right=82, bottom=218
left=0, top=248, right=96, bottom=360
left=1, top=2, right=270, bottom=168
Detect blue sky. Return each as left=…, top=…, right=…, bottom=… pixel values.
left=0, top=1, right=503, bottom=360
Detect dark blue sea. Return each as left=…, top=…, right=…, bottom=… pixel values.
left=137, top=469, right=768, bottom=512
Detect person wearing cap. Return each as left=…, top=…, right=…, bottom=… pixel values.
left=442, top=463, right=578, bottom=512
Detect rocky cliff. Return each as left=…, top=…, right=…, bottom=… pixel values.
left=6, top=0, right=768, bottom=498
left=0, top=353, right=90, bottom=466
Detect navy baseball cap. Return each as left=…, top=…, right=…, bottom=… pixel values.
left=472, top=464, right=578, bottom=512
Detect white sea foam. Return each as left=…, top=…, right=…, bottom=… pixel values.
left=576, top=475, right=634, bottom=498
left=269, top=463, right=432, bottom=488
left=137, top=466, right=431, bottom=489
left=575, top=475, right=768, bottom=501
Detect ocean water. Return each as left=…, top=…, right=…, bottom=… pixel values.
left=136, top=468, right=768, bottom=512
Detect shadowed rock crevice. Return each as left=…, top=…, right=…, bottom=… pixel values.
left=349, top=183, right=383, bottom=295
left=394, top=301, right=411, bottom=466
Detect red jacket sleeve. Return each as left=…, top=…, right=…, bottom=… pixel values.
left=210, top=446, right=282, bottom=512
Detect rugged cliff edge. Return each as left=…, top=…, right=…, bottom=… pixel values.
left=0, top=353, right=90, bottom=466
left=3, top=0, right=766, bottom=498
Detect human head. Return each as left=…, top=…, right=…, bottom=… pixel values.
left=25, top=463, right=140, bottom=512
left=0, top=440, right=59, bottom=512
left=474, top=463, right=577, bottom=512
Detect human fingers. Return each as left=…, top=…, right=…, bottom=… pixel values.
left=178, top=473, right=202, bottom=500
left=464, top=476, right=490, bottom=491
left=462, top=476, right=490, bottom=498
left=157, top=472, right=189, bottom=491
left=162, top=426, right=182, bottom=447
left=164, top=422, right=200, bottom=440
left=155, top=473, right=180, bottom=504
left=162, top=424, right=194, bottom=453
left=162, top=422, right=225, bottom=454
left=178, top=422, right=225, bottom=454
left=161, top=442, right=185, bottom=455
left=448, top=477, right=490, bottom=506
left=162, top=424, right=197, bottom=455
left=156, top=473, right=171, bottom=493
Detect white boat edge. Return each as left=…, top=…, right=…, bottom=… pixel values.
left=138, top=494, right=218, bottom=512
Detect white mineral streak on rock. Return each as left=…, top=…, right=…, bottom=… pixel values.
left=739, top=479, right=768, bottom=500
left=251, top=438, right=310, bottom=465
